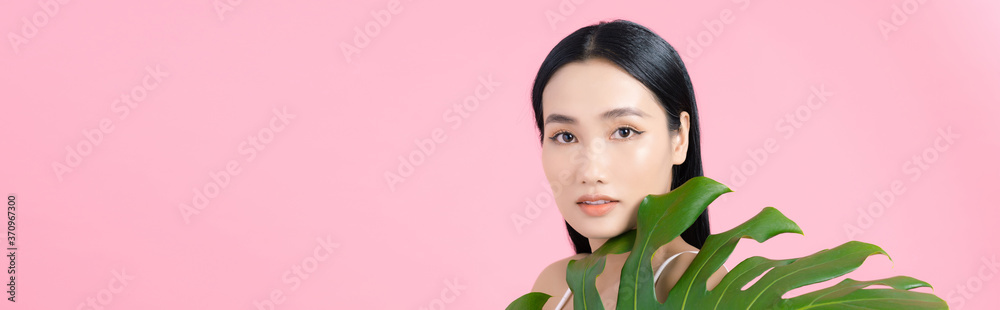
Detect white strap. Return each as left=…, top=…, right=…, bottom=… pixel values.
left=653, top=250, right=699, bottom=283
left=555, top=288, right=572, bottom=309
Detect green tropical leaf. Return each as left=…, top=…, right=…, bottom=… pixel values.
left=780, top=276, right=943, bottom=309
left=706, top=255, right=797, bottom=309
left=666, top=206, right=803, bottom=309
left=565, top=230, right=637, bottom=309
left=616, top=176, right=732, bottom=309
left=505, top=176, right=947, bottom=309
left=744, top=241, right=890, bottom=307
left=506, top=292, right=551, bottom=310
left=664, top=205, right=945, bottom=309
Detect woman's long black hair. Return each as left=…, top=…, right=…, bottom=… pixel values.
left=531, top=19, right=709, bottom=254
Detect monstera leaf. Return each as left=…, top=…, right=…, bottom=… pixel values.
left=615, top=177, right=732, bottom=309
left=506, top=176, right=947, bottom=309
left=565, top=230, right=636, bottom=309
left=663, top=208, right=945, bottom=309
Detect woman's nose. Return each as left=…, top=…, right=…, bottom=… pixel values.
left=576, top=138, right=608, bottom=185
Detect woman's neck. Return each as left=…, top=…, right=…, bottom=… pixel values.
left=588, top=237, right=609, bottom=252
left=587, top=235, right=696, bottom=264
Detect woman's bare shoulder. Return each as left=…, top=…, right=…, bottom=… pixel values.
left=531, top=253, right=588, bottom=295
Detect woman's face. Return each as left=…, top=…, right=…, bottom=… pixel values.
left=541, top=57, right=690, bottom=240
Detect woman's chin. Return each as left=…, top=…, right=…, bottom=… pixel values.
left=573, top=221, right=633, bottom=240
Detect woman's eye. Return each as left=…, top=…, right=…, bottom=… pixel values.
left=612, top=127, right=644, bottom=139
left=550, top=132, right=576, bottom=143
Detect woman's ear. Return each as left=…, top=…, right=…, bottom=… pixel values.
left=671, top=111, right=690, bottom=165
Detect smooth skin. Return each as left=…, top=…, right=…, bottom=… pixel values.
left=531, top=58, right=726, bottom=309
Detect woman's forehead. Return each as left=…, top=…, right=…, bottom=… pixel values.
left=541, top=59, right=663, bottom=121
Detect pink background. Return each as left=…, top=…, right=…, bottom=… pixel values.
left=2, top=0, right=999, bottom=309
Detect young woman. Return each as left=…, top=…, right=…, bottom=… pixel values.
left=528, top=20, right=727, bottom=309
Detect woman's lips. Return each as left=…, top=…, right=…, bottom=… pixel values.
left=576, top=194, right=619, bottom=217
left=579, top=202, right=618, bottom=217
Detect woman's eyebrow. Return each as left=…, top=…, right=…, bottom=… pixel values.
left=544, top=107, right=648, bottom=126
left=544, top=114, right=575, bottom=125
left=602, top=107, right=649, bottom=119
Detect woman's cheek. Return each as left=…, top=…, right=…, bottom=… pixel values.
left=543, top=153, right=575, bottom=216
left=631, top=138, right=672, bottom=189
